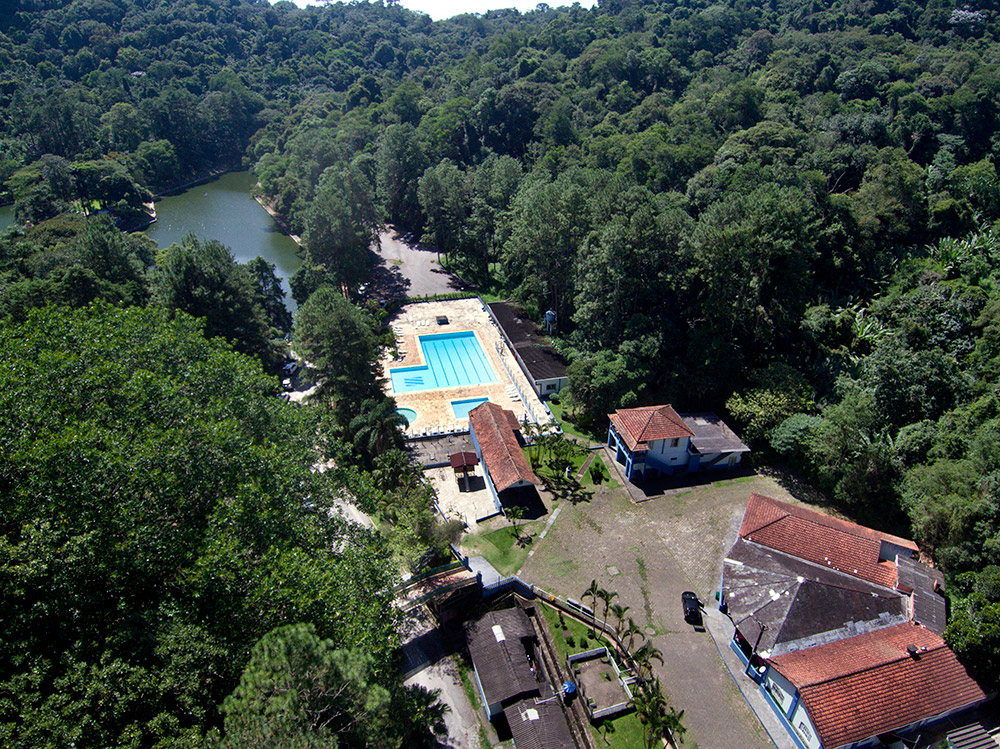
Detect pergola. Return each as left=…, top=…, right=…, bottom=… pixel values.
left=449, top=451, right=479, bottom=491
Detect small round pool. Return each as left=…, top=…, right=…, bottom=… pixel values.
left=396, top=408, right=418, bottom=425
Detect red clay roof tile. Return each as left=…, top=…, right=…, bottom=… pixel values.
left=770, top=623, right=986, bottom=748
left=739, top=493, right=917, bottom=589
left=469, top=402, right=540, bottom=493
left=609, top=405, right=693, bottom=451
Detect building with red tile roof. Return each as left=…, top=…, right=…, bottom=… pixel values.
left=739, top=493, right=918, bottom=589
left=720, top=495, right=975, bottom=749
left=607, top=405, right=748, bottom=483
left=765, top=623, right=986, bottom=749
left=469, top=402, right=539, bottom=512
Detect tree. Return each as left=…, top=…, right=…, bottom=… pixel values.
left=247, top=255, right=293, bottom=336
left=417, top=159, right=466, bottom=260
left=151, top=234, right=273, bottom=359
left=945, top=567, right=1000, bottom=692
left=348, top=397, right=407, bottom=465
left=293, top=285, right=380, bottom=419
left=219, top=623, right=446, bottom=748
left=506, top=504, right=527, bottom=546
left=596, top=587, right=618, bottom=636
left=0, top=303, right=400, bottom=746
left=632, top=678, right=685, bottom=749
left=376, top=124, right=426, bottom=230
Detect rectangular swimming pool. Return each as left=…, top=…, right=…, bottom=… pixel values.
left=451, top=397, right=489, bottom=419
left=390, top=331, right=497, bottom=393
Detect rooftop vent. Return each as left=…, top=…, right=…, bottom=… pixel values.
left=906, top=644, right=919, bottom=658
left=492, top=625, right=506, bottom=642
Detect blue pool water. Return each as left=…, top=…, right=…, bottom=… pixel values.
left=396, top=408, right=418, bottom=424
left=451, top=397, right=489, bottom=419
left=390, top=331, right=497, bottom=393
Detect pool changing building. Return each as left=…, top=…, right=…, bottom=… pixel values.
left=468, top=401, right=540, bottom=515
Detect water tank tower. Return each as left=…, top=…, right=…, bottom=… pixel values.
left=544, top=309, right=556, bottom=333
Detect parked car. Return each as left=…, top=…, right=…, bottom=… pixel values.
left=682, top=591, right=702, bottom=625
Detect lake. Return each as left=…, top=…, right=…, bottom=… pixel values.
left=146, top=171, right=302, bottom=310
left=0, top=204, right=14, bottom=233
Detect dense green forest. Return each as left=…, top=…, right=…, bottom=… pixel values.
left=2, top=0, right=1000, bottom=743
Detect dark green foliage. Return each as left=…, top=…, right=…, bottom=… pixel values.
left=218, top=623, right=446, bottom=748
left=151, top=234, right=273, bottom=359
left=246, top=255, right=293, bottom=336
left=945, top=567, right=1000, bottom=691
left=0, top=215, right=154, bottom=318
left=293, top=285, right=380, bottom=420
left=0, top=304, right=400, bottom=746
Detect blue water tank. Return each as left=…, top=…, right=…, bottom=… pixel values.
left=562, top=681, right=576, bottom=694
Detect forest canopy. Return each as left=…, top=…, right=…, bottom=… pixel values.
left=3, top=0, right=1000, bottom=737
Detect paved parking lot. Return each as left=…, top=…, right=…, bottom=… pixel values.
left=519, top=463, right=797, bottom=748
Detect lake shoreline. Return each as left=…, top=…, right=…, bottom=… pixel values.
left=145, top=171, right=302, bottom=312
left=152, top=162, right=241, bottom=200
left=253, top=191, right=304, bottom=249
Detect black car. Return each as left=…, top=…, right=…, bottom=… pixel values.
left=682, top=591, right=702, bottom=625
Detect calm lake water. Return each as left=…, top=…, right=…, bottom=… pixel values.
left=146, top=171, right=302, bottom=310
left=0, top=204, right=14, bottom=233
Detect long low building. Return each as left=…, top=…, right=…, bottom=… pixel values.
left=468, top=401, right=540, bottom=515
left=487, top=302, right=569, bottom=398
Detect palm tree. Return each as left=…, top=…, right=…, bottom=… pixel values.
left=609, top=602, right=630, bottom=640
left=597, top=588, right=618, bottom=637
left=582, top=579, right=600, bottom=631
left=621, top=617, right=645, bottom=656
left=633, top=678, right=667, bottom=749
left=349, top=397, right=406, bottom=463
left=632, top=642, right=664, bottom=683
left=506, top=504, right=526, bottom=545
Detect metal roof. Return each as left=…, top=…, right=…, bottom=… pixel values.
left=464, top=608, right=539, bottom=708
left=488, top=302, right=568, bottom=382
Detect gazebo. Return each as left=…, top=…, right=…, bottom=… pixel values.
left=450, top=451, right=479, bottom=491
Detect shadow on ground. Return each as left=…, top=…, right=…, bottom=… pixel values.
left=502, top=486, right=547, bottom=520
left=367, top=248, right=410, bottom=302
left=625, top=462, right=757, bottom=500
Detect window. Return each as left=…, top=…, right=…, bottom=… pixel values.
left=669, top=438, right=679, bottom=447
left=796, top=721, right=813, bottom=741
left=546, top=383, right=556, bottom=391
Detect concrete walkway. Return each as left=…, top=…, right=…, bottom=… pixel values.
left=466, top=555, right=504, bottom=586
left=399, top=607, right=483, bottom=749
left=703, top=606, right=798, bottom=749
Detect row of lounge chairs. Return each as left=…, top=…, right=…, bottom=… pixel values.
left=408, top=423, right=466, bottom=438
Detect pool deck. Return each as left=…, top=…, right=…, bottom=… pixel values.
left=383, top=298, right=557, bottom=438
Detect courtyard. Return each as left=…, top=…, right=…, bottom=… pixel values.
left=500, top=455, right=800, bottom=748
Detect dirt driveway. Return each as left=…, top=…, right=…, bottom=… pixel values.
left=519, top=463, right=798, bottom=749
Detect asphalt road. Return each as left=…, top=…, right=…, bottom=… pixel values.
left=375, top=230, right=465, bottom=297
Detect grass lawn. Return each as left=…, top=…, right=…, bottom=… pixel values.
left=462, top=524, right=539, bottom=577
left=537, top=602, right=646, bottom=749
left=547, top=399, right=604, bottom=442
left=525, top=435, right=619, bottom=492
